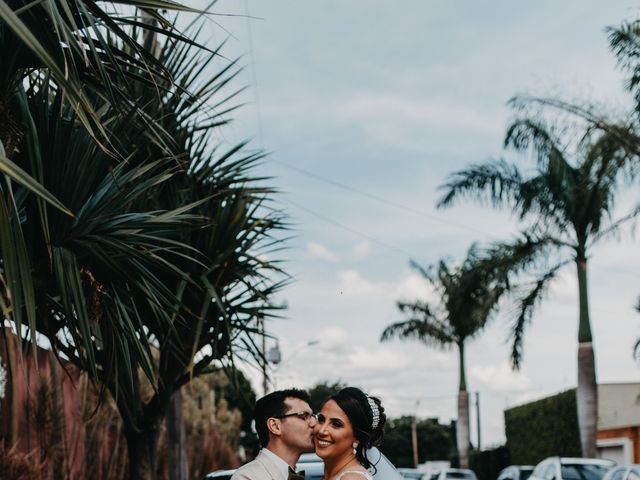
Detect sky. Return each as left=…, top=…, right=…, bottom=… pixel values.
left=199, top=1, right=640, bottom=447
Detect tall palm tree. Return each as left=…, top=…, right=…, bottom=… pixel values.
left=438, top=117, right=639, bottom=457
left=0, top=0, right=201, bottom=363
left=381, top=247, right=508, bottom=468
left=0, top=5, right=288, bottom=479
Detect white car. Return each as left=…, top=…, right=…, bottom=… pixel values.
left=529, top=457, right=615, bottom=480
left=398, top=467, right=430, bottom=479
left=601, top=465, right=640, bottom=480
left=497, top=466, right=535, bottom=480
left=434, top=468, right=478, bottom=480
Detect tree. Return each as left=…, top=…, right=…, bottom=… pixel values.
left=380, top=247, right=507, bottom=468
left=381, top=416, right=456, bottom=468
left=0, top=0, right=202, bottom=388
left=1, top=4, right=287, bottom=479
left=438, top=116, right=639, bottom=457
left=308, top=380, right=348, bottom=413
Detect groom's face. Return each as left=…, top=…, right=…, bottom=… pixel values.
left=279, top=397, right=316, bottom=453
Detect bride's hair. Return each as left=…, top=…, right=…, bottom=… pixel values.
left=329, top=387, right=386, bottom=471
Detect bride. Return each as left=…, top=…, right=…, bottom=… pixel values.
left=314, top=387, right=386, bottom=480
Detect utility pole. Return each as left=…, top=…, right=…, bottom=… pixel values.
left=475, top=391, right=481, bottom=451
left=260, top=316, right=268, bottom=396
left=411, top=400, right=420, bottom=468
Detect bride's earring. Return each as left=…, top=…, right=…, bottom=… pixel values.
left=352, top=442, right=358, bottom=455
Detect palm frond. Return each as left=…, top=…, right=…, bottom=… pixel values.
left=607, top=21, right=640, bottom=104
left=509, top=261, right=567, bottom=369
left=505, top=118, right=566, bottom=168
left=509, top=96, right=640, bottom=159
left=437, top=159, right=525, bottom=209
left=380, top=315, right=455, bottom=348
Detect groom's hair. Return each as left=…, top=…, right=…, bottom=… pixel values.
left=254, top=388, right=310, bottom=447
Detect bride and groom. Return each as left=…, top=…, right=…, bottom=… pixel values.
left=231, top=387, right=387, bottom=480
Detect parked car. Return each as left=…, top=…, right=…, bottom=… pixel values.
left=203, top=469, right=234, bottom=480
left=296, top=452, right=325, bottom=480
left=602, top=465, right=640, bottom=480
left=530, top=457, right=615, bottom=480
left=497, top=465, right=535, bottom=480
left=433, top=468, right=478, bottom=480
left=398, top=467, right=430, bottom=479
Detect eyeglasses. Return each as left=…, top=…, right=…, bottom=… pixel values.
left=273, top=411, right=318, bottom=422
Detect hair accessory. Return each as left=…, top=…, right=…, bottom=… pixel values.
left=366, top=395, right=380, bottom=429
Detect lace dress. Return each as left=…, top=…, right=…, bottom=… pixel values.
left=334, top=471, right=374, bottom=480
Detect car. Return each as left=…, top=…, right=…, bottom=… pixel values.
left=530, top=457, right=615, bottom=480
left=601, top=465, right=640, bottom=480
left=433, top=468, right=478, bottom=480
left=497, top=465, right=535, bottom=480
left=296, top=452, right=325, bottom=480
left=398, top=467, right=430, bottom=479
left=203, top=469, right=235, bottom=479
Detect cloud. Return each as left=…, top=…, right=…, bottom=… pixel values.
left=353, top=241, right=372, bottom=260
left=471, top=361, right=533, bottom=394
left=393, top=271, right=436, bottom=303
left=336, top=270, right=379, bottom=297
left=307, top=242, right=338, bottom=262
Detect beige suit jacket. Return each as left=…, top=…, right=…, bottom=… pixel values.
left=231, top=450, right=285, bottom=480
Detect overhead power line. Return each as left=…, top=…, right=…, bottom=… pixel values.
left=242, top=6, right=639, bottom=278
left=271, top=158, right=492, bottom=237
left=283, top=198, right=423, bottom=261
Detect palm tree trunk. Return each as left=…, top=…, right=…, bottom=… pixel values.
left=456, top=342, right=470, bottom=468
left=576, top=258, right=598, bottom=457
left=167, top=389, right=188, bottom=480
left=124, top=420, right=160, bottom=480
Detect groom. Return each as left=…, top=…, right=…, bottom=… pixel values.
left=232, top=388, right=317, bottom=480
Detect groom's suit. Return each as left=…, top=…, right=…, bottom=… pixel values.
left=231, top=450, right=285, bottom=480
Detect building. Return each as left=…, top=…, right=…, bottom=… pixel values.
left=597, top=382, right=640, bottom=463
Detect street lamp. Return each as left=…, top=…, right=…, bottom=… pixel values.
left=269, top=340, right=320, bottom=390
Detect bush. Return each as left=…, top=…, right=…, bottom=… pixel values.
left=0, top=446, right=46, bottom=480
left=470, top=446, right=510, bottom=480
left=504, top=389, right=580, bottom=464
left=381, top=416, right=456, bottom=468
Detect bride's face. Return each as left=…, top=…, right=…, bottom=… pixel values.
left=313, top=399, right=356, bottom=461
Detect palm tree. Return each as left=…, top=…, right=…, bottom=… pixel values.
left=0, top=5, right=288, bottom=479
left=381, top=247, right=508, bottom=468
left=634, top=297, right=640, bottom=361
left=0, top=0, right=201, bottom=365
left=438, top=117, right=639, bottom=457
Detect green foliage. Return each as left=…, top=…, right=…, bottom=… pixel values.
left=504, top=389, right=580, bottom=464
left=308, top=380, right=349, bottom=413
left=438, top=111, right=639, bottom=367
left=469, top=446, right=510, bottom=480
left=215, top=367, right=258, bottom=433
left=0, top=3, right=288, bottom=477
left=380, top=416, right=456, bottom=468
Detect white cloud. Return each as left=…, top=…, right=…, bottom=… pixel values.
left=353, top=241, right=372, bottom=260
left=306, top=242, right=338, bottom=262
left=393, top=271, right=436, bottom=303
left=471, top=361, right=533, bottom=394
left=336, top=270, right=380, bottom=297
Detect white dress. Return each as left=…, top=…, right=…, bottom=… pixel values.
left=335, top=471, right=374, bottom=480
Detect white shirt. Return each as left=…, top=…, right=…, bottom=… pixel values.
left=261, top=448, right=291, bottom=480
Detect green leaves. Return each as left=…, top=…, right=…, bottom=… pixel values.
left=382, top=245, right=509, bottom=350
left=0, top=147, right=73, bottom=217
